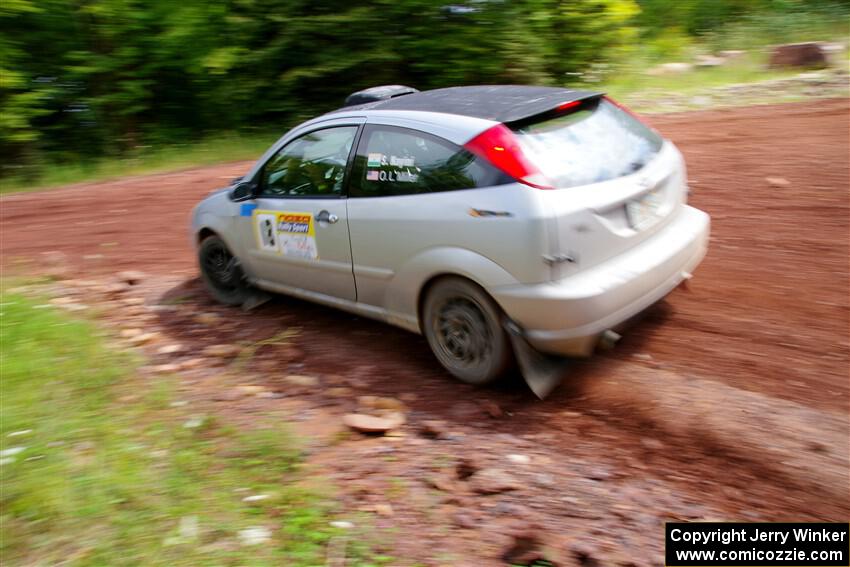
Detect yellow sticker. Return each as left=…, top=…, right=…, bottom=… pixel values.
left=253, top=210, right=318, bottom=260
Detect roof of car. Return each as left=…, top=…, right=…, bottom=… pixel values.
left=334, top=85, right=603, bottom=124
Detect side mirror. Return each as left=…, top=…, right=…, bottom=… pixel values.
left=230, top=181, right=256, bottom=202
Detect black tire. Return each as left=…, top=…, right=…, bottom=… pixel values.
left=198, top=235, right=251, bottom=306
left=422, top=277, right=513, bottom=385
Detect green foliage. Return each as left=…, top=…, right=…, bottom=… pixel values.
left=0, top=0, right=640, bottom=182
left=635, top=0, right=850, bottom=49
left=1, top=0, right=847, bottom=185
left=0, top=291, right=384, bottom=565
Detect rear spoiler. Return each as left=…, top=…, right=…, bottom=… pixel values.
left=504, top=93, right=604, bottom=128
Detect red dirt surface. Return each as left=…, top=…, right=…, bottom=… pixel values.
left=3, top=99, right=847, bottom=412
left=3, top=99, right=849, bottom=565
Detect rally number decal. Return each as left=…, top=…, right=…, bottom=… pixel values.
left=254, top=210, right=318, bottom=260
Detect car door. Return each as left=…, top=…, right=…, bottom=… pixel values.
left=240, top=123, right=360, bottom=301
left=346, top=123, right=525, bottom=312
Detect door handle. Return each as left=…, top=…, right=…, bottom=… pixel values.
left=316, top=210, right=339, bottom=224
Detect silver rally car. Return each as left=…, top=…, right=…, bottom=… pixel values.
left=191, top=85, right=710, bottom=393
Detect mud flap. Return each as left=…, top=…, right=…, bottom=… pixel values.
left=505, top=321, right=570, bottom=399
left=241, top=289, right=272, bottom=312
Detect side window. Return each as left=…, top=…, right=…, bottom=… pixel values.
left=350, top=125, right=510, bottom=198
left=260, top=126, right=357, bottom=198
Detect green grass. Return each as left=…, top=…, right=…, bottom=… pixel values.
left=586, top=48, right=848, bottom=113
left=0, top=291, right=388, bottom=566
left=698, top=7, right=850, bottom=54
left=601, top=52, right=800, bottom=99
left=0, top=132, right=278, bottom=195
left=590, top=8, right=850, bottom=110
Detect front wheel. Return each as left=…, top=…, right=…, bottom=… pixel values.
left=198, top=235, right=251, bottom=306
left=422, top=277, right=513, bottom=385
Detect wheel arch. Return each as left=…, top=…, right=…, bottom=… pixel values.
left=197, top=227, right=218, bottom=244
left=383, top=246, right=518, bottom=334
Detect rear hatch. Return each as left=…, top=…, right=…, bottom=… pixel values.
left=510, top=97, right=687, bottom=280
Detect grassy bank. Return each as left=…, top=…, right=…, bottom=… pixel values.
left=0, top=291, right=386, bottom=566
left=0, top=132, right=278, bottom=195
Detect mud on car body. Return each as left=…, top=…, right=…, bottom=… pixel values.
left=191, top=84, right=710, bottom=396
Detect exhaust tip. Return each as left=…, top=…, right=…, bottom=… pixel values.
left=598, top=329, right=622, bottom=351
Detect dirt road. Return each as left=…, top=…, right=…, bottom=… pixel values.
left=2, top=99, right=848, bottom=564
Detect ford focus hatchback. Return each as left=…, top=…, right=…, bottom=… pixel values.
left=191, top=85, right=710, bottom=390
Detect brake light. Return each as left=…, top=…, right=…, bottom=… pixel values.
left=556, top=100, right=581, bottom=112
left=463, top=124, right=553, bottom=189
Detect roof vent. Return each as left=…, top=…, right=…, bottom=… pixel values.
left=343, top=85, right=419, bottom=107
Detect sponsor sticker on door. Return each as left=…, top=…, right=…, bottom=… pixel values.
left=254, top=210, right=318, bottom=259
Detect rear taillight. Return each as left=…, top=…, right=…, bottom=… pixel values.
left=463, top=124, right=553, bottom=189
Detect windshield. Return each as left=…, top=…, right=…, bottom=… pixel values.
left=512, top=99, right=663, bottom=188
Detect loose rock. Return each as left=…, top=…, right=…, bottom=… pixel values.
left=327, top=387, right=353, bottom=398
left=284, top=374, right=320, bottom=388
left=506, top=453, right=531, bottom=465
left=7, top=430, right=32, bottom=437
left=640, top=437, right=665, bottom=451
left=371, top=397, right=406, bottom=412
left=237, top=527, right=271, bottom=546
left=178, top=516, right=199, bottom=540
left=242, top=494, right=270, bottom=503
left=569, top=541, right=602, bottom=567
left=373, top=503, right=394, bottom=517
left=695, top=54, right=725, bottom=67
left=424, top=475, right=456, bottom=492
left=157, top=344, right=184, bottom=355
left=179, top=358, right=205, bottom=371
left=128, top=332, right=161, bottom=346
left=452, top=511, right=478, bottom=529
left=719, top=49, right=746, bottom=60
left=117, top=270, right=145, bottom=285
left=420, top=420, right=448, bottom=439
left=649, top=62, right=693, bottom=75
left=500, top=522, right=543, bottom=565
left=330, top=521, right=354, bottom=530
left=101, top=283, right=130, bottom=297
left=342, top=413, right=404, bottom=434
left=766, top=176, right=791, bottom=188
left=0, top=447, right=26, bottom=458
left=195, top=312, right=222, bottom=326
left=456, top=457, right=479, bottom=480
left=469, top=468, right=521, bottom=494
left=480, top=400, right=503, bottom=418
left=183, top=416, right=206, bottom=429
left=203, top=344, right=242, bottom=358
left=769, top=42, right=828, bottom=69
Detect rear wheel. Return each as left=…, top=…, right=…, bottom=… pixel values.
left=198, top=235, right=251, bottom=306
left=423, top=277, right=513, bottom=385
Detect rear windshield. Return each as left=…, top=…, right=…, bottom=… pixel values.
left=512, top=99, right=663, bottom=188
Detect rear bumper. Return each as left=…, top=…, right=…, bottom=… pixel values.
left=491, top=205, right=710, bottom=356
